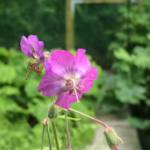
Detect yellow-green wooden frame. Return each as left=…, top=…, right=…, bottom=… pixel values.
left=66, top=0, right=128, bottom=49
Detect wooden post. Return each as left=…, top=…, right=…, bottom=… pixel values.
left=66, top=0, right=75, bottom=50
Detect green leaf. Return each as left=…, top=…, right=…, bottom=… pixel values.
left=0, top=47, right=9, bottom=58
left=132, top=47, right=150, bottom=69
left=0, top=86, right=20, bottom=96
left=28, top=98, right=51, bottom=121
left=0, top=63, right=16, bottom=84
left=25, top=79, right=39, bottom=98
left=0, top=96, right=22, bottom=113
left=114, top=48, right=132, bottom=63
left=128, top=117, right=150, bottom=129
left=115, top=77, right=146, bottom=104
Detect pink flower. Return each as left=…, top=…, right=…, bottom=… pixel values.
left=20, top=35, right=46, bottom=74
left=38, top=49, right=98, bottom=109
left=20, top=35, right=44, bottom=61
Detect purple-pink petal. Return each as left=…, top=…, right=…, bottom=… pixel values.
left=75, top=48, right=91, bottom=75
left=45, top=50, right=75, bottom=76
left=20, top=36, right=33, bottom=57
left=38, top=72, right=63, bottom=96
left=79, top=67, right=98, bottom=93
left=39, top=41, right=44, bottom=51
left=28, top=35, right=44, bottom=57
left=55, top=92, right=82, bottom=109
left=20, top=35, right=44, bottom=58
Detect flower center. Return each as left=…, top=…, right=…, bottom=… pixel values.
left=64, top=75, right=80, bottom=102
left=65, top=79, right=75, bottom=92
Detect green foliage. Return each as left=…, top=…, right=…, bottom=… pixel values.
left=0, top=63, right=16, bottom=84
left=0, top=0, right=124, bottom=65
left=75, top=4, right=123, bottom=64
left=96, top=0, right=150, bottom=129
left=25, top=79, right=41, bottom=98
left=128, top=117, right=150, bottom=129
left=110, top=47, right=149, bottom=105
left=0, top=0, right=65, bottom=48
left=0, top=86, right=20, bottom=96
left=114, top=75, right=146, bottom=104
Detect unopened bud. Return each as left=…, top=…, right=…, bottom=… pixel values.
left=104, top=127, right=123, bottom=150
left=42, top=117, right=49, bottom=125
left=48, top=105, right=58, bottom=119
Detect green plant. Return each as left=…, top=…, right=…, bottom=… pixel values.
left=97, top=0, right=150, bottom=130
left=0, top=47, right=97, bottom=150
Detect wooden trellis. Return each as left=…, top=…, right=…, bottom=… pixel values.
left=66, top=0, right=128, bottom=49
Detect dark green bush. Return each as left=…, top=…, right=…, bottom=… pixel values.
left=0, top=0, right=65, bottom=48
left=96, top=0, right=150, bottom=130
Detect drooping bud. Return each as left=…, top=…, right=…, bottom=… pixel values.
left=48, top=105, right=58, bottom=119
left=104, top=126, right=123, bottom=150
left=42, top=117, right=49, bottom=125
left=26, top=51, right=49, bottom=77
left=29, top=62, right=43, bottom=74
left=25, top=61, right=43, bottom=80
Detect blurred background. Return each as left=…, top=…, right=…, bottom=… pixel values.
left=0, top=0, right=150, bottom=149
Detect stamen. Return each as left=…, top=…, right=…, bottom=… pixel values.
left=72, top=80, right=79, bottom=102
left=74, top=88, right=79, bottom=102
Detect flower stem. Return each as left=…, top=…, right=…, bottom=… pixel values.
left=65, top=111, right=72, bottom=150
left=70, top=108, right=108, bottom=128
left=25, top=65, right=32, bottom=80
left=46, top=124, right=52, bottom=150
left=41, top=124, right=45, bottom=150
left=114, top=145, right=119, bottom=150
left=51, top=119, right=60, bottom=150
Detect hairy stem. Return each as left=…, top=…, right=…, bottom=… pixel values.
left=46, top=124, right=52, bottom=150
left=65, top=111, right=72, bottom=150
left=25, top=66, right=32, bottom=80
left=41, top=124, right=45, bottom=150
left=70, top=108, right=108, bottom=128
left=51, top=120, right=60, bottom=150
